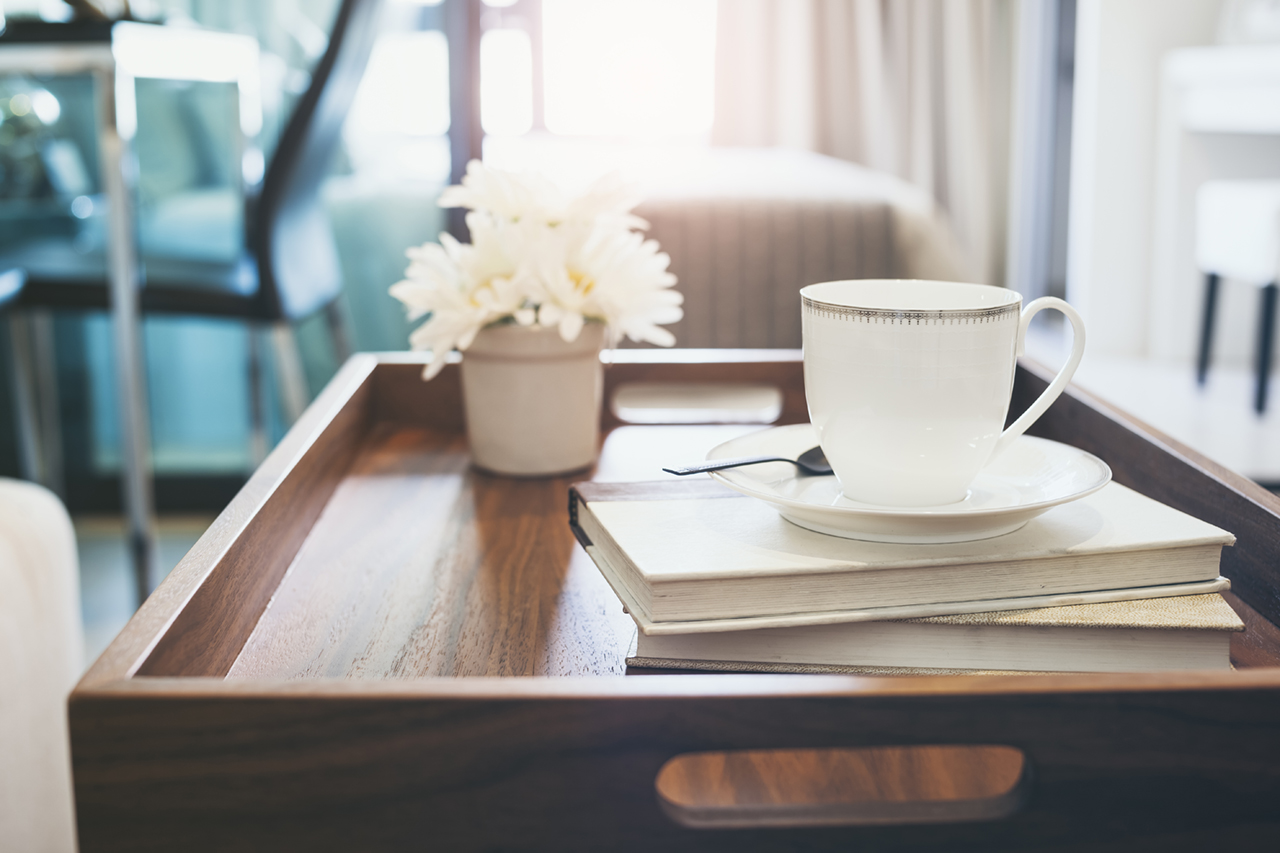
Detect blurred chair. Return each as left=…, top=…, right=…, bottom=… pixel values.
left=1, top=0, right=384, bottom=599
left=0, top=478, right=82, bottom=853
left=1195, top=180, right=1280, bottom=413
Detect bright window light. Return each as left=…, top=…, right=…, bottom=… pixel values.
left=112, top=22, right=263, bottom=136
left=481, top=29, right=534, bottom=136
left=346, top=31, right=450, bottom=138
left=542, top=0, right=717, bottom=138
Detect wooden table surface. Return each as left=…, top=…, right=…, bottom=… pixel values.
left=221, top=423, right=764, bottom=680
left=215, top=419, right=1280, bottom=681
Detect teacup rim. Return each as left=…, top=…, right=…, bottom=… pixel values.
left=801, top=279, right=1021, bottom=314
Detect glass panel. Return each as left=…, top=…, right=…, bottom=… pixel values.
left=0, top=73, right=102, bottom=273
left=2, top=2, right=453, bottom=492
left=134, top=78, right=243, bottom=266
left=1, top=74, right=246, bottom=277
left=337, top=25, right=451, bottom=356
left=85, top=315, right=262, bottom=475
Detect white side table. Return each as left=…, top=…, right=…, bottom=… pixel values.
left=1149, top=45, right=1280, bottom=371
left=1195, top=180, right=1280, bottom=412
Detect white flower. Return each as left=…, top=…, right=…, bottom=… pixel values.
left=532, top=225, right=681, bottom=347
left=389, top=215, right=529, bottom=379
left=392, top=160, right=683, bottom=378
left=440, top=160, right=646, bottom=233
left=437, top=159, right=556, bottom=221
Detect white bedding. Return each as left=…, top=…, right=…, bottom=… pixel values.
left=633, top=147, right=974, bottom=348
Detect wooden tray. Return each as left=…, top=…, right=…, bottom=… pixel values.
left=70, top=351, right=1280, bottom=851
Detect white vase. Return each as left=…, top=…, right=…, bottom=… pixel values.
left=460, top=322, right=605, bottom=476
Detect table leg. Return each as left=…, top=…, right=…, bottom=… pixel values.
left=1257, top=282, right=1278, bottom=415
left=7, top=314, right=44, bottom=485
left=28, top=310, right=64, bottom=496
left=97, top=67, right=157, bottom=604
left=247, top=324, right=267, bottom=466
left=1196, top=272, right=1218, bottom=386
left=271, top=321, right=310, bottom=427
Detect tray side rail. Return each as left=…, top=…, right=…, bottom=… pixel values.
left=70, top=677, right=1280, bottom=852
left=369, top=349, right=813, bottom=430
left=1013, top=359, right=1280, bottom=632
left=77, top=355, right=381, bottom=685
left=599, top=348, right=811, bottom=427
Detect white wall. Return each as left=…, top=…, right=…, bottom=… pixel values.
left=1067, top=0, right=1224, bottom=359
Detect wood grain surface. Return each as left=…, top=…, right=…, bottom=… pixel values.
left=655, top=745, right=1029, bottom=828
left=368, top=349, right=809, bottom=431
left=69, top=352, right=1280, bottom=852
left=226, top=425, right=635, bottom=679
left=135, top=367, right=375, bottom=677
left=70, top=676, right=1280, bottom=851
left=75, top=354, right=380, bottom=686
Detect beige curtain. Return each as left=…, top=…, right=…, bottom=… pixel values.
left=713, top=0, right=1016, bottom=286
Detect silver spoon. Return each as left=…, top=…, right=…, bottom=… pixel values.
left=663, top=446, right=833, bottom=477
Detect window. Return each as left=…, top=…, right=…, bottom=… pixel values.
left=480, top=28, right=533, bottom=136
left=343, top=1, right=451, bottom=182
left=477, top=0, right=718, bottom=141
left=541, top=0, right=717, bottom=139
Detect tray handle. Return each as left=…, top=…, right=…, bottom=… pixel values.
left=654, top=744, right=1030, bottom=830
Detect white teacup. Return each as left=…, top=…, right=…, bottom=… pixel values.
left=801, top=279, right=1086, bottom=507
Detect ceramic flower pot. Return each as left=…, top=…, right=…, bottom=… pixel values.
left=460, top=322, right=606, bottom=476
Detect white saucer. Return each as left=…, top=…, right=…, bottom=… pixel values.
left=707, top=424, right=1112, bottom=544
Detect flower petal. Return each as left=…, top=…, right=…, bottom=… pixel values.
left=558, top=311, right=584, bottom=342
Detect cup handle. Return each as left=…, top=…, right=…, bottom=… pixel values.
left=991, top=296, right=1086, bottom=459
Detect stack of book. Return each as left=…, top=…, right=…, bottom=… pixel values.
left=568, top=479, right=1243, bottom=673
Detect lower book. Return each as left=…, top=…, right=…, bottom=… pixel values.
left=626, top=592, right=1244, bottom=674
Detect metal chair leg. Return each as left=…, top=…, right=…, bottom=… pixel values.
left=97, top=65, right=157, bottom=605
left=271, top=322, right=309, bottom=426
left=1256, top=282, right=1278, bottom=415
left=28, top=310, right=64, bottom=496
left=324, top=300, right=353, bottom=365
left=1197, top=272, right=1219, bottom=386
left=247, top=324, right=268, bottom=466
left=7, top=314, right=43, bottom=484
left=114, top=308, right=156, bottom=605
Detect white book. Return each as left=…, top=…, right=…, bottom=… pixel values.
left=627, top=593, right=1244, bottom=673
left=569, top=480, right=1235, bottom=625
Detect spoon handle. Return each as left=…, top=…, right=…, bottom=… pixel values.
left=662, top=455, right=795, bottom=476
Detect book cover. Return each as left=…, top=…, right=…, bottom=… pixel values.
left=627, top=593, right=1244, bottom=673
left=570, top=480, right=1235, bottom=623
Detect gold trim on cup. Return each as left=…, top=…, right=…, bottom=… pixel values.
left=802, top=295, right=1020, bottom=325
